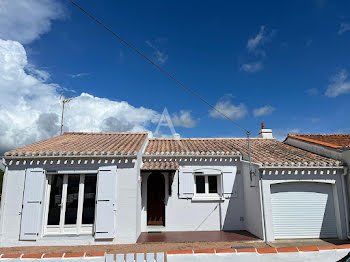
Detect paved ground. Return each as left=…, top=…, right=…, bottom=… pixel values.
left=137, top=230, right=257, bottom=243
left=1, top=236, right=350, bottom=255
left=269, top=238, right=350, bottom=248
left=0, top=240, right=268, bottom=255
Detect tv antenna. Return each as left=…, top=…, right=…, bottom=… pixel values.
left=59, top=94, right=73, bottom=135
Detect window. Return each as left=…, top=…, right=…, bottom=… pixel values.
left=45, top=174, right=97, bottom=235
left=194, top=175, right=220, bottom=195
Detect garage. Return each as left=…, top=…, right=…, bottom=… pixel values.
left=271, top=182, right=338, bottom=239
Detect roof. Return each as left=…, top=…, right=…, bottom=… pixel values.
left=4, top=133, right=343, bottom=167
left=5, top=132, right=148, bottom=157
left=141, top=161, right=179, bottom=171
left=145, top=138, right=342, bottom=167
left=287, top=134, right=350, bottom=149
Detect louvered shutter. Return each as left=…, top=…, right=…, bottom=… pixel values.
left=95, top=166, right=117, bottom=239
left=178, top=168, right=194, bottom=199
left=223, top=166, right=237, bottom=198
left=20, top=168, right=45, bottom=240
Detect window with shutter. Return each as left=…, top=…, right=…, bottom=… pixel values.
left=44, top=173, right=97, bottom=235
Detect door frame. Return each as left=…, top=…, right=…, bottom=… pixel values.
left=141, top=172, right=169, bottom=231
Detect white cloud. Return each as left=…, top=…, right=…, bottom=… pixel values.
left=338, top=23, right=350, bottom=35
left=253, top=105, right=275, bottom=117
left=325, top=69, right=350, bottom=97
left=247, top=26, right=273, bottom=55
left=171, top=110, right=197, bottom=128
left=0, top=0, right=65, bottom=44
left=69, top=73, right=90, bottom=78
left=209, top=100, right=248, bottom=120
left=145, top=40, right=168, bottom=65
left=0, top=39, right=163, bottom=154
left=240, top=62, right=263, bottom=73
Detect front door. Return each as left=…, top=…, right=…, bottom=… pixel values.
left=147, top=173, right=165, bottom=226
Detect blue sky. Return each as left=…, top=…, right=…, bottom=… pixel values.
left=0, top=0, right=350, bottom=153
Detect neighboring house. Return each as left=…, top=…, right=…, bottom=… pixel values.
left=285, top=134, right=350, bottom=237
left=0, top=127, right=348, bottom=247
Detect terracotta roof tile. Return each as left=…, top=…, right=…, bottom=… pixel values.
left=141, top=161, right=179, bottom=170
left=144, top=138, right=342, bottom=167
left=5, top=132, right=148, bottom=157
left=287, top=134, right=350, bottom=149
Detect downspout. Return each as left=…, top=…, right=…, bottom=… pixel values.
left=341, top=167, right=350, bottom=239
left=0, top=158, right=8, bottom=243
left=259, top=168, right=268, bottom=243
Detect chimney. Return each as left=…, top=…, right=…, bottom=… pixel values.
left=259, top=122, right=273, bottom=138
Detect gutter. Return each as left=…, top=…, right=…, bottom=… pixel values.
left=142, top=154, right=241, bottom=158
left=3, top=154, right=138, bottom=160
left=258, top=169, right=268, bottom=243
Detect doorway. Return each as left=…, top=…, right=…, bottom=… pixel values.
left=147, top=173, right=165, bottom=226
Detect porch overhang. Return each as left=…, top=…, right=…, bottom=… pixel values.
left=141, top=161, right=179, bottom=171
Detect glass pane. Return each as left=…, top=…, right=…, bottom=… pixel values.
left=208, top=176, right=218, bottom=194
left=196, top=176, right=205, bottom=193
left=82, top=174, right=97, bottom=224
left=48, top=175, right=63, bottom=225
left=65, top=175, right=80, bottom=225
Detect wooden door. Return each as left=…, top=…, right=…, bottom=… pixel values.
left=147, top=173, right=165, bottom=226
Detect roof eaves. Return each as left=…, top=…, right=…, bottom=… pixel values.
left=286, top=134, right=345, bottom=149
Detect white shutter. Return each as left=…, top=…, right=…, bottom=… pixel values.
left=223, top=166, right=237, bottom=198
left=20, top=168, right=45, bottom=240
left=178, top=168, right=194, bottom=199
left=95, top=166, right=117, bottom=239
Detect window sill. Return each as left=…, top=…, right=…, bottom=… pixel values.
left=192, top=195, right=224, bottom=202
left=45, top=225, right=93, bottom=235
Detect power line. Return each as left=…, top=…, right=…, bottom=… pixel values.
left=69, top=0, right=249, bottom=133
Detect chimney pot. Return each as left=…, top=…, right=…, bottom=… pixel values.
left=259, top=123, right=273, bottom=139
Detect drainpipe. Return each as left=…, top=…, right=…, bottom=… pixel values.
left=341, top=167, right=350, bottom=239
left=0, top=158, right=8, bottom=242
left=259, top=168, right=268, bottom=243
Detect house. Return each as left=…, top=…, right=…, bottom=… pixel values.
left=0, top=126, right=348, bottom=247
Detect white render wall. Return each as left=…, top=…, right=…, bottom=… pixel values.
left=141, top=159, right=246, bottom=232
left=0, top=157, right=141, bottom=247
left=167, top=249, right=350, bottom=262
left=241, top=162, right=264, bottom=239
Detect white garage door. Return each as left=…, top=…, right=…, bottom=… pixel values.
left=271, top=182, right=337, bottom=239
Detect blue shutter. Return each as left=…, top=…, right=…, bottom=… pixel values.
left=178, top=168, right=194, bottom=199
left=95, top=166, right=117, bottom=239
left=223, top=166, right=237, bottom=198
left=20, top=168, right=45, bottom=240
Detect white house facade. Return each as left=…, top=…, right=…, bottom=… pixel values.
left=0, top=129, right=348, bottom=247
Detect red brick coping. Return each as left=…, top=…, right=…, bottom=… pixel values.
left=166, top=244, right=350, bottom=255
left=1, top=245, right=349, bottom=258
left=0, top=252, right=105, bottom=259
